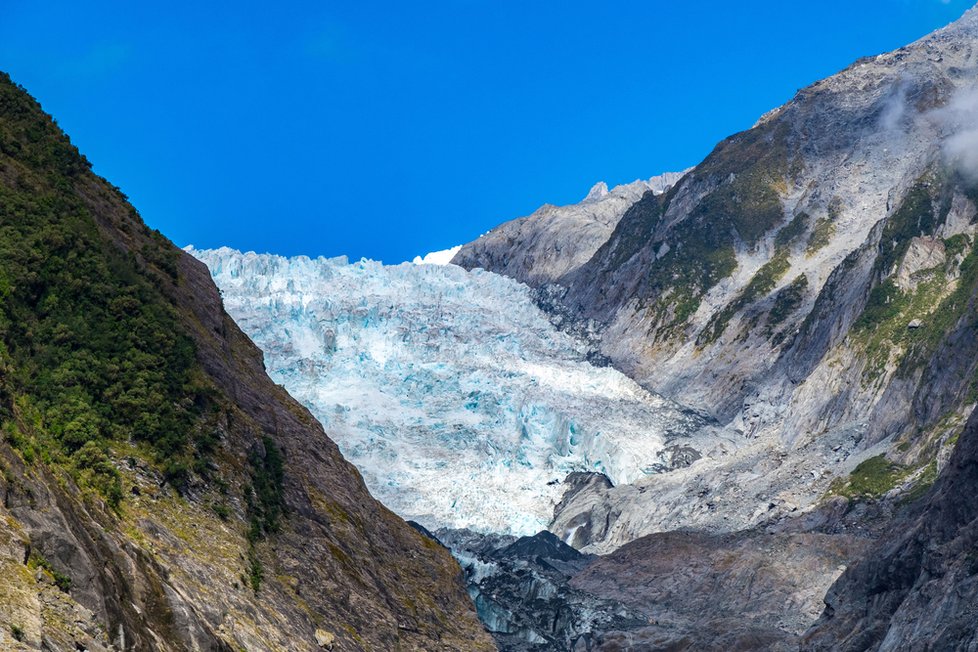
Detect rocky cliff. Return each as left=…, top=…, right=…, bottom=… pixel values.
left=452, top=172, right=687, bottom=288
left=0, top=72, right=493, bottom=651
left=803, top=400, right=978, bottom=650
left=456, top=5, right=978, bottom=557
left=443, top=4, right=978, bottom=649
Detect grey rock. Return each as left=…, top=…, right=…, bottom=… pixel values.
left=459, top=2, right=978, bottom=558
left=452, top=174, right=687, bottom=287
left=803, top=402, right=978, bottom=650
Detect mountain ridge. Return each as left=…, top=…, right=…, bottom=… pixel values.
left=456, top=1, right=978, bottom=557
left=0, top=71, right=493, bottom=651
left=441, top=4, right=978, bottom=648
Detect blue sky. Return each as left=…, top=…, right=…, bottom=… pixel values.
left=1, top=1, right=973, bottom=262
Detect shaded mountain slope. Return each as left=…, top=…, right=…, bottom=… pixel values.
left=803, top=402, right=978, bottom=650
left=0, top=72, right=493, bottom=651
left=572, top=528, right=870, bottom=651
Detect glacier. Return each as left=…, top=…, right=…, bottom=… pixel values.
left=190, top=246, right=709, bottom=535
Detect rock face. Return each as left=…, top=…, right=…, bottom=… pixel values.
left=438, top=505, right=880, bottom=651
left=452, top=172, right=688, bottom=288
left=436, top=528, right=646, bottom=651
left=438, top=5, right=978, bottom=648
left=0, top=73, right=493, bottom=651
left=456, top=4, right=978, bottom=556
left=894, top=236, right=946, bottom=291
left=803, top=404, right=978, bottom=650
left=572, top=529, right=870, bottom=650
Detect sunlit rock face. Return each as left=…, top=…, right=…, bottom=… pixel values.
left=191, top=247, right=711, bottom=535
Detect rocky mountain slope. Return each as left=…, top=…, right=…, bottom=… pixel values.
left=0, top=72, right=493, bottom=651
left=803, top=401, right=978, bottom=650
left=453, top=172, right=687, bottom=288
left=178, top=8, right=978, bottom=648
left=456, top=5, right=978, bottom=556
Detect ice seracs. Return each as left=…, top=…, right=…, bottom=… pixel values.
left=190, top=246, right=709, bottom=535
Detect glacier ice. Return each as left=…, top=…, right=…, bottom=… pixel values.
left=190, top=246, right=706, bottom=535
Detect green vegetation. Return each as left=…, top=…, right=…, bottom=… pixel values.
left=73, top=440, right=123, bottom=509
left=690, top=120, right=792, bottom=246
left=243, top=436, right=285, bottom=593
left=603, top=193, right=666, bottom=272
left=854, top=280, right=907, bottom=333
left=806, top=217, right=836, bottom=255
left=246, top=436, right=285, bottom=542
left=829, top=454, right=909, bottom=499
left=0, top=72, right=217, bottom=504
left=904, top=245, right=978, bottom=365
left=211, top=502, right=231, bottom=521
left=848, top=176, right=967, bottom=380
left=873, top=181, right=943, bottom=277
left=247, top=551, right=264, bottom=594
left=849, top=175, right=977, bottom=383
left=944, top=233, right=971, bottom=260
left=698, top=249, right=791, bottom=346
left=10, top=624, right=23, bottom=642
left=741, top=252, right=791, bottom=305
left=775, top=212, right=809, bottom=249
left=646, top=239, right=738, bottom=335
left=767, top=274, right=808, bottom=330
left=829, top=453, right=942, bottom=505
left=28, top=551, right=72, bottom=593
left=852, top=276, right=950, bottom=380
left=591, top=192, right=738, bottom=335
left=610, top=120, right=796, bottom=336
left=901, top=460, right=939, bottom=504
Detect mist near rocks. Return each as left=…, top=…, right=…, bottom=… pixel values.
left=875, top=79, right=978, bottom=182
left=937, top=85, right=978, bottom=181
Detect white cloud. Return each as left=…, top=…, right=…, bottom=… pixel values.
left=928, top=85, right=978, bottom=181
left=411, top=244, right=462, bottom=265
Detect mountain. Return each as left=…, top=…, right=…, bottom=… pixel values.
left=804, top=403, right=978, bottom=649
left=441, top=4, right=978, bottom=649
left=189, top=247, right=717, bottom=536
left=452, top=171, right=687, bottom=288
left=183, top=7, right=978, bottom=647
left=0, top=73, right=493, bottom=651
left=456, top=5, right=978, bottom=555
left=10, top=2, right=976, bottom=649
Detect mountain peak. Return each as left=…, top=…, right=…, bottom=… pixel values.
left=583, top=181, right=610, bottom=202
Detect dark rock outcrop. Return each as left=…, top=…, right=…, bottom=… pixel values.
left=804, top=405, right=978, bottom=650
left=438, top=529, right=644, bottom=652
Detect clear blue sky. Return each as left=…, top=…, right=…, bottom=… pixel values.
left=1, top=1, right=973, bottom=262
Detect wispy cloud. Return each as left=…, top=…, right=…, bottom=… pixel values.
left=933, top=85, right=978, bottom=180
left=879, top=79, right=910, bottom=131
